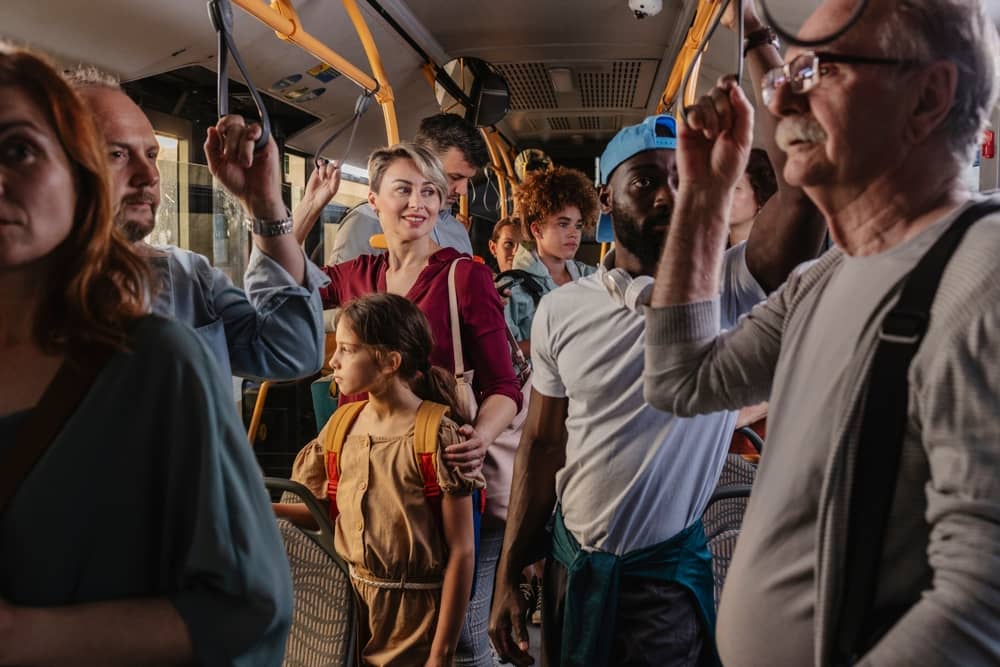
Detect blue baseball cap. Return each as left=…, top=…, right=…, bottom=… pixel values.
left=596, top=114, right=677, bottom=242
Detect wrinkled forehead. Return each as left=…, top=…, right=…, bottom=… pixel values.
left=786, top=0, right=888, bottom=60
left=78, top=87, right=156, bottom=144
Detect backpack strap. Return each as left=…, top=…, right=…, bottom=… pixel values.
left=413, top=401, right=449, bottom=501
left=322, top=400, right=367, bottom=521
left=833, top=198, right=1000, bottom=664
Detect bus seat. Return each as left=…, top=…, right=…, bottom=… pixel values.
left=311, top=376, right=338, bottom=434
left=266, top=478, right=357, bottom=667
left=369, top=233, right=388, bottom=250
left=703, top=454, right=757, bottom=610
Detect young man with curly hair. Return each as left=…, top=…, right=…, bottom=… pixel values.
left=505, top=166, right=599, bottom=353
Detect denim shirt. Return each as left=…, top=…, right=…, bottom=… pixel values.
left=149, top=244, right=325, bottom=383
left=503, top=244, right=597, bottom=342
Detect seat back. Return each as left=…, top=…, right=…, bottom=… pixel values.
left=703, top=454, right=757, bottom=609
left=266, top=478, right=356, bottom=667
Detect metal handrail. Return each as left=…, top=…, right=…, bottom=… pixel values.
left=230, top=0, right=399, bottom=143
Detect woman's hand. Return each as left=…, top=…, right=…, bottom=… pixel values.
left=424, top=654, right=453, bottom=667
left=442, top=424, right=487, bottom=476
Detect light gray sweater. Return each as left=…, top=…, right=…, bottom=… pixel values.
left=643, top=204, right=1000, bottom=666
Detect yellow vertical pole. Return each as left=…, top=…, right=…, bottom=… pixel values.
left=341, top=0, right=399, bottom=143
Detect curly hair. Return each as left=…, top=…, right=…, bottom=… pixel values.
left=746, top=148, right=777, bottom=208
left=0, top=44, right=149, bottom=354
left=514, top=166, right=599, bottom=241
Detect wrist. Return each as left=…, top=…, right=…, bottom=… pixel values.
left=245, top=195, right=287, bottom=222
left=744, top=26, right=780, bottom=57
left=246, top=211, right=294, bottom=237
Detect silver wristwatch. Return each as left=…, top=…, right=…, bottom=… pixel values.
left=246, top=214, right=294, bottom=237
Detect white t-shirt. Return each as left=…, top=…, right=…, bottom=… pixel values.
left=530, top=243, right=765, bottom=554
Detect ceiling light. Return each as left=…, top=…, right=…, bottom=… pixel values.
left=548, top=67, right=574, bottom=94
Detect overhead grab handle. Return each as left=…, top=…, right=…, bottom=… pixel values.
left=208, top=0, right=272, bottom=152
left=314, top=90, right=375, bottom=168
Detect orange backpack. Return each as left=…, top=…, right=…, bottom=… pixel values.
left=322, top=400, right=450, bottom=522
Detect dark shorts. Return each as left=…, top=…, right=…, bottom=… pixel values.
left=540, top=557, right=705, bottom=667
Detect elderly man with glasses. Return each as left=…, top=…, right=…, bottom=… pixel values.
left=644, top=0, right=1000, bottom=665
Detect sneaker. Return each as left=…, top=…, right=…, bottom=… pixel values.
left=530, top=578, right=543, bottom=625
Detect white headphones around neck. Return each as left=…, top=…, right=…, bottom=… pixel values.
left=601, top=267, right=654, bottom=312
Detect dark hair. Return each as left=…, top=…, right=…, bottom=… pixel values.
left=337, top=293, right=470, bottom=424
left=0, top=44, right=149, bottom=354
left=491, top=216, right=521, bottom=243
left=415, top=113, right=490, bottom=169
left=514, top=166, right=599, bottom=241
left=745, top=148, right=777, bottom=208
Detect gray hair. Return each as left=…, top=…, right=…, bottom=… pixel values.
left=367, top=142, right=448, bottom=203
left=877, top=0, right=1000, bottom=164
left=61, top=64, right=121, bottom=90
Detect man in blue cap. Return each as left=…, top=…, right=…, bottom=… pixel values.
left=489, top=76, right=823, bottom=664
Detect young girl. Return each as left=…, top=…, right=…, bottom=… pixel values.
left=283, top=293, right=482, bottom=667
left=506, top=166, right=599, bottom=356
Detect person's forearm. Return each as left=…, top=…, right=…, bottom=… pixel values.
left=292, top=196, right=326, bottom=246
left=472, top=394, right=517, bottom=446
left=246, top=194, right=307, bottom=286
left=0, top=598, right=194, bottom=666
left=429, top=541, right=474, bottom=662
left=651, top=187, right=731, bottom=308
left=495, top=424, right=565, bottom=589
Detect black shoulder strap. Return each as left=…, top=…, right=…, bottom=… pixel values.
left=0, top=345, right=113, bottom=515
left=496, top=269, right=546, bottom=304
left=834, top=199, right=1000, bottom=664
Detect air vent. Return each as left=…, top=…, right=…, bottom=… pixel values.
left=493, top=63, right=558, bottom=110
left=578, top=116, right=601, bottom=130
left=548, top=116, right=571, bottom=131
left=578, top=61, right=644, bottom=108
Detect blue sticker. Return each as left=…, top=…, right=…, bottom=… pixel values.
left=307, top=63, right=341, bottom=83
left=269, top=73, right=302, bottom=91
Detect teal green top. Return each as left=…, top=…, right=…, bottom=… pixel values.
left=551, top=506, right=720, bottom=666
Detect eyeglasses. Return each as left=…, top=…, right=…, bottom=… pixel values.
left=762, top=51, right=921, bottom=106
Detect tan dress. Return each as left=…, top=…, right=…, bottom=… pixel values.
left=292, top=409, right=484, bottom=666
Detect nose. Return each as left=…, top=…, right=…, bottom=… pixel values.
left=766, top=75, right=809, bottom=119
left=330, top=349, right=341, bottom=369
left=653, top=180, right=675, bottom=208
left=450, top=177, right=469, bottom=200
left=408, top=189, right=423, bottom=209
left=130, top=153, right=159, bottom=188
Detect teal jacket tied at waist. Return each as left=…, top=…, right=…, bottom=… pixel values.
left=551, top=507, right=719, bottom=666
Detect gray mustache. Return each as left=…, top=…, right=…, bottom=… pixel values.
left=775, top=117, right=828, bottom=151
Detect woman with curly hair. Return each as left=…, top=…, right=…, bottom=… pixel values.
left=506, top=166, right=599, bottom=354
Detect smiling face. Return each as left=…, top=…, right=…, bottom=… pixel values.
left=0, top=85, right=77, bottom=271
left=604, top=148, right=678, bottom=271
left=77, top=86, right=160, bottom=242
left=531, top=206, right=584, bottom=261
left=369, top=157, right=442, bottom=244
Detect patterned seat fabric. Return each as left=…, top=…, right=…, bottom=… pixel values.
left=277, top=518, right=356, bottom=667
left=704, top=454, right=758, bottom=610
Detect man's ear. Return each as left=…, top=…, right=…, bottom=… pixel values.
left=599, top=185, right=613, bottom=215
left=904, top=60, right=958, bottom=146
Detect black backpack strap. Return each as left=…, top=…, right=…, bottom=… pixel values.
left=496, top=269, right=546, bottom=305
left=833, top=198, right=1000, bottom=664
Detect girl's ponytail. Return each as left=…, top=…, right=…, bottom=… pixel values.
left=416, top=365, right=471, bottom=426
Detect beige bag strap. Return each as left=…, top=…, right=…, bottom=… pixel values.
left=447, top=257, right=470, bottom=376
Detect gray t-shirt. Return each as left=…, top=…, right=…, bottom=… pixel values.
left=716, top=218, right=953, bottom=666
left=328, top=203, right=473, bottom=264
